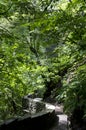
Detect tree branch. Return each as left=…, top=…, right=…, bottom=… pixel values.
left=0, top=4, right=12, bottom=16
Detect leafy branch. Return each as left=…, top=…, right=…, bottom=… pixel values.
left=0, top=4, right=12, bottom=16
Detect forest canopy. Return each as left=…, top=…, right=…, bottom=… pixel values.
left=0, top=0, right=86, bottom=122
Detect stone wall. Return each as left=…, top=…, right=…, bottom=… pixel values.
left=0, top=110, right=57, bottom=130
left=22, top=97, right=46, bottom=114
left=0, top=96, right=58, bottom=130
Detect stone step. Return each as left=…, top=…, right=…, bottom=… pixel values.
left=57, top=114, right=68, bottom=130
left=48, top=104, right=68, bottom=130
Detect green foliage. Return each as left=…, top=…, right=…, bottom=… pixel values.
left=61, top=64, right=86, bottom=115
left=0, top=0, right=86, bottom=122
